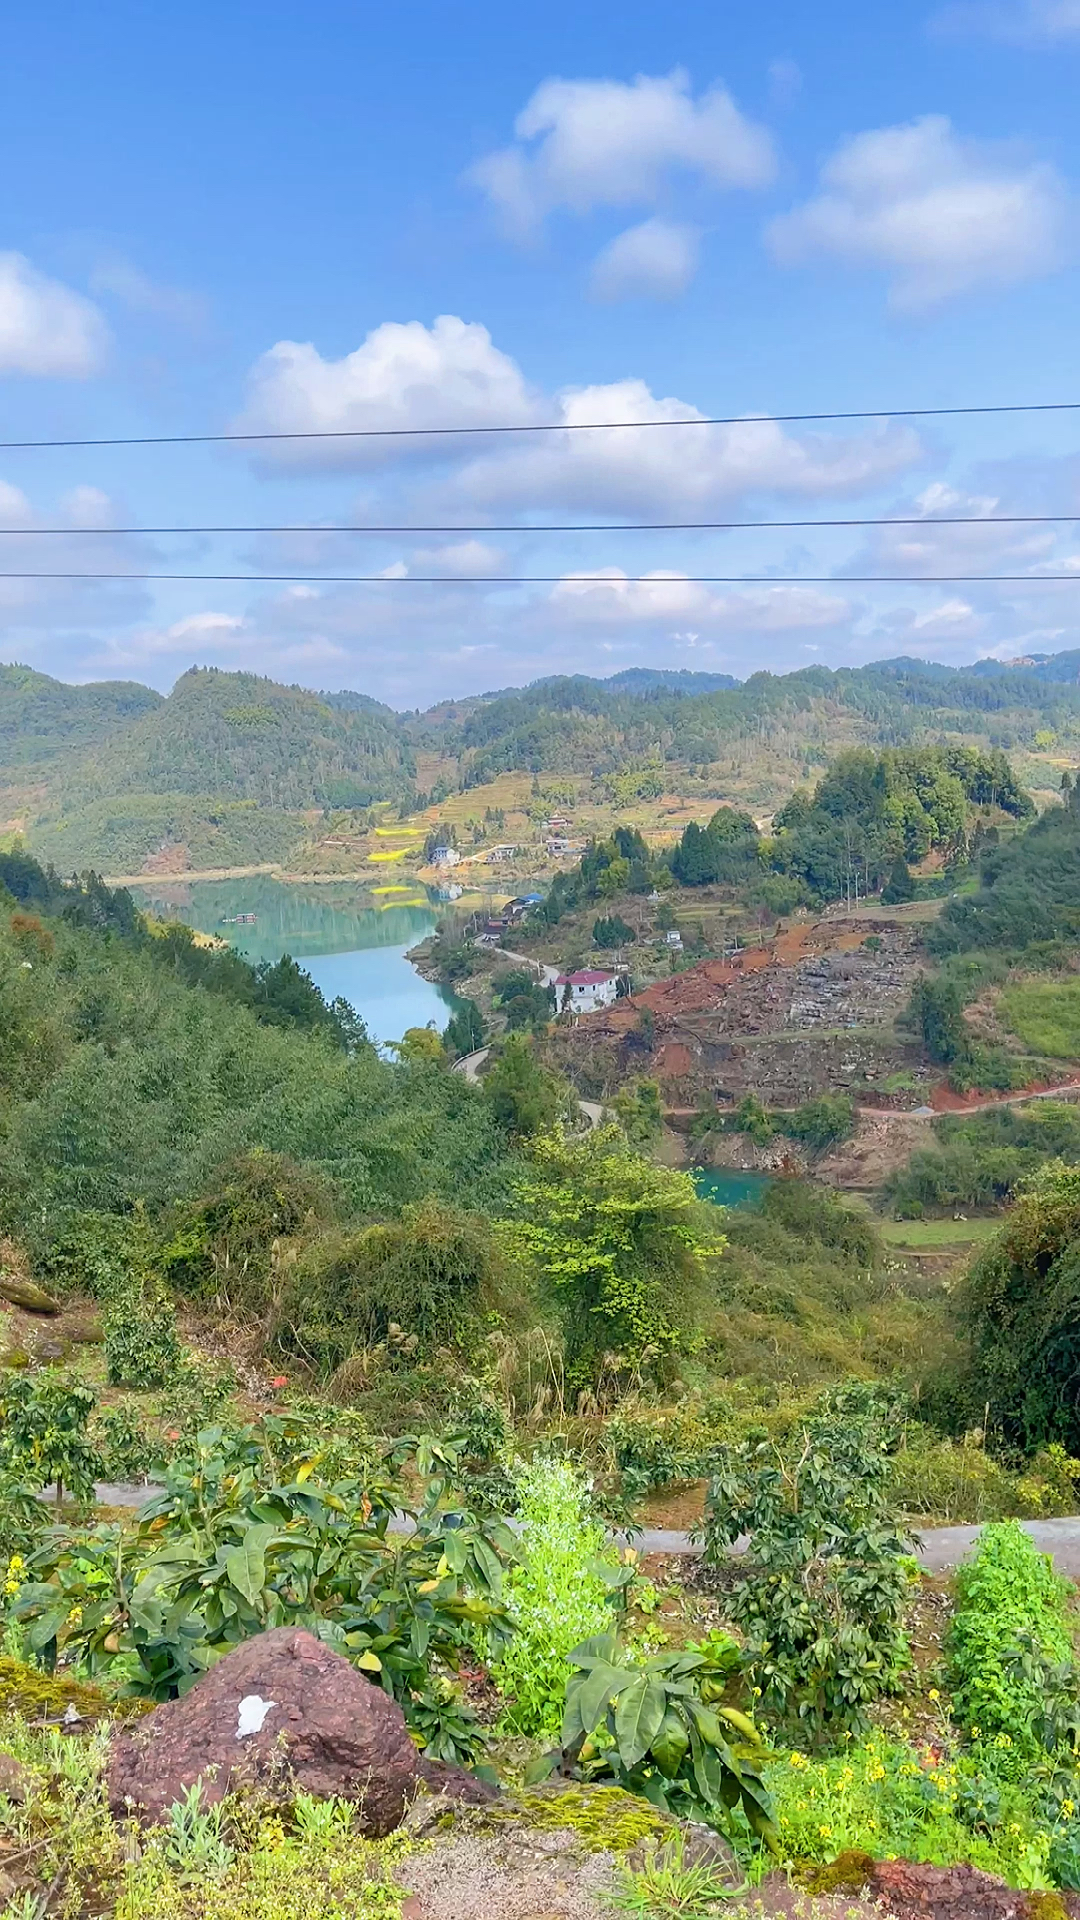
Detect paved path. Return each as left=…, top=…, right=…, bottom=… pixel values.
left=88, top=1482, right=1080, bottom=1578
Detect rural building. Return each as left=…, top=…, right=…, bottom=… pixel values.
left=431, top=845, right=460, bottom=867
left=556, top=968, right=619, bottom=1012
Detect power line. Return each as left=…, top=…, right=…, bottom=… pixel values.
left=1, top=514, right=1078, bottom=535
left=4, top=398, right=1080, bottom=452
left=7, top=570, right=1080, bottom=584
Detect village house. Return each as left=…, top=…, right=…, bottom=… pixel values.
left=555, top=968, right=620, bottom=1012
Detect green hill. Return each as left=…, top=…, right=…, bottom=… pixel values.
left=0, top=663, right=162, bottom=773
left=8, top=651, right=1080, bottom=873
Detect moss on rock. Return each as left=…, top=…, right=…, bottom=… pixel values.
left=509, top=1784, right=671, bottom=1854
left=0, top=1657, right=146, bottom=1722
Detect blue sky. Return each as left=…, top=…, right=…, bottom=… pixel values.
left=3, top=0, right=1080, bottom=704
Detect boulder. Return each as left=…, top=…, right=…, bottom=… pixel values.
left=107, top=1627, right=420, bottom=1834
left=870, top=1858, right=1080, bottom=1919
left=0, top=1276, right=59, bottom=1314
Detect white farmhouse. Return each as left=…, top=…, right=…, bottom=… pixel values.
left=555, top=968, right=619, bottom=1012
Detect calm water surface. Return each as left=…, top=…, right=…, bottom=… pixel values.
left=693, top=1169, right=772, bottom=1210
left=132, top=875, right=462, bottom=1048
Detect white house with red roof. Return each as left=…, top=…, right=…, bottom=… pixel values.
left=555, top=968, right=619, bottom=1012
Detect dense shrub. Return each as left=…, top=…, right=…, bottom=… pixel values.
left=700, top=1383, right=916, bottom=1743
left=887, top=1101, right=1080, bottom=1216
left=956, top=1161, right=1080, bottom=1450
left=946, top=1520, right=1073, bottom=1765
left=271, top=1196, right=524, bottom=1373
left=784, top=1093, right=857, bottom=1153
left=492, top=1456, right=614, bottom=1735
left=504, top=1126, right=723, bottom=1389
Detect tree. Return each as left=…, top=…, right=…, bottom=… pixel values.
left=611, top=1078, right=664, bottom=1145
left=956, top=1161, right=1080, bottom=1450
left=592, top=915, right=635, bottom=949
left=482, top=1035, right=570, bottom=1138
left=882, top=855, right=915, bottom=904
left=444, top=998, right=485, bottom=1057
left=503, top=1126, right=724, bottom=1386
left=392, top=1024, right=448, bottom=1066
left=908, top=975, right=969, bottom=1065
left=493, top=969, right=555, bottom=1032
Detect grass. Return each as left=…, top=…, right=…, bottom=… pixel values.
left=1000, top=979, right=1080, bottom=1061
left=879, top=1217, right=1001, bottom=1249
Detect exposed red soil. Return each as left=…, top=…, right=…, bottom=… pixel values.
left=929, top=1073, right=1080, bottom=1112
left=139, top=842, right=191, bottom=877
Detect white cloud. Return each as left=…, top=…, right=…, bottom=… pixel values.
left=767, top=116, right=1070, bottom=309
left=768, top=59, right=803, bottom=107
left=410, top=539, right=507, bottom=576
left=470, top=69, right=775, bottom=232
left=236, top=316, right=924, bottom=511
left=931, top=0, right=1080, bottom=40
left=452, top=380, right=923, bottom=517
left=549, top=568, right=852, bottom=632
left=0, top=253, right=109, bottom=376
left=590, top=219, right=701, bottom=300
left=0, top=478, right=152, bottom=641
left=89, top=256, right=209, bottom=332
left=236, top=314, right=541, bottom=468
left=839, top=482, right=1057, bottom=576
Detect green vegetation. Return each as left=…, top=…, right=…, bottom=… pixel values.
left=952, top=1160, right=1080, bottom=1451
left=548, top=1629, right=774, bottom=1836
left=1002, top=980, right=1080, bottom=1059
left=933, top=789, right=1080, bottom=957
left=504, top=1128, right=724, bottom=1389
left=947, top=1522, right=1073, bottom=1761
left=701, top=1385, right=917, bottom=1743
left=887, top=1102, right=1080, bottom=1216
left=6, top=688, right=1080, bottom=1904
left=492, top=1456, right=612, bottom=1736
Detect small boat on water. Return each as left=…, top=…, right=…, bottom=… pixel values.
left=220, top=912, right=258, bottom=925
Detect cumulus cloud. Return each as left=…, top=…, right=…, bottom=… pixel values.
left=549, top=568, right=852, bottom=633
left=451, top=381, right=923, bottom=518
left=838, top=481, right=1058, bottom=577
left=470, top=70, right=775, bottom=234
left=236, top=314, right=924, bottom=512
left=931, top=0, right=1080, bottom=40
left=236, top=314, right=541, bottom=468
left=767, top=116, right=1071, bottom=309
left=0, top=253, right=109, bottom=376
left=590, top=219, right=701, bottom=300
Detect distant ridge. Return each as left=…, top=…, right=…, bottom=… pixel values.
left=603, top=667, right=740, bottom=693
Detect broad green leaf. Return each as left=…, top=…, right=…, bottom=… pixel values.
left=613, top=1674, right=667, bottom=1769
left=224, top=1524, right=274, bottom=1607
left=650, top=1705, right=690, bottom=1779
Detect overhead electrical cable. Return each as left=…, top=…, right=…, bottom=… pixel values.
left=7, top=571, right=1080, bottom=585
left=3, top=397, right=1080, bottom=452
left=2, top=514, right=1079, bottom=535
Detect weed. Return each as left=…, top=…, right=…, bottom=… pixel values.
left=493, top=1456, right=615, bottom=1736
left=161, top=1782, right=236, bottom=1880
left=946, top=1521, right=1073, bottom=1767
left=609, top=1831, right=746, bottom=1916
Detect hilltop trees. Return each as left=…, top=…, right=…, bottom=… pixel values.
left=671, top=807, right=760, bottom=886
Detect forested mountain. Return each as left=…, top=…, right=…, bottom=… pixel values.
left=5, top=649, right=1080, bottom=873
left=0, top=664, right=162, bottom=772
left=54, top=667, right=416, bottom=811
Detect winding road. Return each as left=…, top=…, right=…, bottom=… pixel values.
left=452, top=1047, right=603, bottom=1128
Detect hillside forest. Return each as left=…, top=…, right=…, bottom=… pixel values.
left=7, top=662, right=1080, bottom=1916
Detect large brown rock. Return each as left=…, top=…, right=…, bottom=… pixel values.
left=870, top=1858, right=1080, bottom=1918
left=107, top=1627, right=420, bottom=1834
